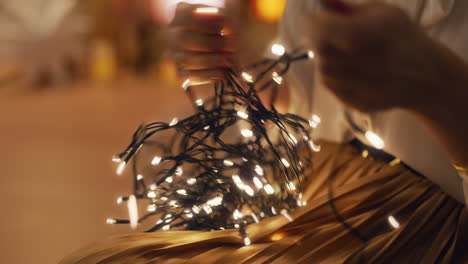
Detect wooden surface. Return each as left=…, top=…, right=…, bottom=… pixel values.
left=0, top=80, right=191, bottom=264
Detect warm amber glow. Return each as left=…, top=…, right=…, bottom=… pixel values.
left=271, top=232, right=285, bottom=241
left=252, top=0, right=287, bottom=23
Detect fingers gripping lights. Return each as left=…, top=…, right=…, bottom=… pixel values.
left=108, top=50, right=319, bottom=246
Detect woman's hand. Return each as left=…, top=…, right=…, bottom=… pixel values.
left=168, top=3, right=237, bottom=85
left=304, top=2, right=450, bottom=113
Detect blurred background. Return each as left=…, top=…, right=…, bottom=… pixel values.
left=0, top=0, right=286, bottom=263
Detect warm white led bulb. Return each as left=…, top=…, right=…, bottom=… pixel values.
left=309, top=114, right=321, bottom=128
left=251, top=213, right=259, bottom=223
left=388, top=215, right=400, bottom=229
left=241, top=72, right=254, bottom=83
left=237, top=110, right=249, bottom=119
left=147, top=191, right=156, bottom=198
left=136, top=174, right=143, bottom=181
left=271, top=43, right=285, bottom=56
left=150, top=183, right=157, bottom=190
left=243, top=237, right=251, bottom=246
left=264, top=184, right=274, bottom=194
left=116, top=196, right=123, bottom=204
left=186, top=213, right=194, bottom=218
left=207, top=196, right=223, bottom=206
left=223, top=160, right=234, bottom=167
left=255, top=165, right=264, bottom=176
left=241, top=129, right=254, bottom=138
left=182, top=79, right=191, bottom=90
left=151, top=156, right=162, bottom=166
left=203, top=205, right=213, bottom=214
left=280, top=209, right=294, bottom=222
left=175, top=166, right=183, bottom=176
left=116, top=161, right=126, bottom=175
left=166, top=176, right=173, bottom=183
left=245, top=185, right=255, bottom=196
left=112, top=156, right=121, bottom=163
left=127, top=194, right=139, bottom=229
left=308, top=140, right=321, bottom=152
left=187, top=178, right=197, bottom=185
left=365, top=131, right=385, bottom=149
left=147, top=204, right=157, bottom=212
left=194, top=7, right=219, bottom=14
left=106, top=218, right=116, bottom=224
left=195, top=99, right=204, bottom=106
left=253, top=177, right=263, bottom=189
left=176, top=189, right=187, bottom=195
left=169, top=117, right=179, bottom=126
left=281, top=158, right=291, bottom=168
left=308, top=50, right=315, bottom=59
left=272, top=72, right=283, bottom=85
left=162, top=224, right=171, bottom=231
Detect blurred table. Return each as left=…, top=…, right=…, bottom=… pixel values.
left=0, top=79, right=191, bottom=264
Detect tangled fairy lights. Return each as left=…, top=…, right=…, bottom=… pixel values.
left=107, top=47, right=321, bottom=245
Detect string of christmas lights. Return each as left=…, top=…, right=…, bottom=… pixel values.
left=106, top=49, right=321, bottom=245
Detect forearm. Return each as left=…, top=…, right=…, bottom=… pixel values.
left=409, top=41, right=468, bottom=167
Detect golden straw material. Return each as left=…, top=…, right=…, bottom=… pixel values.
left=61, top=141, right=468, bottom=264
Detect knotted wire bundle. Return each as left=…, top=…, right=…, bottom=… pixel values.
left=108, top=50, right=321, bottom=244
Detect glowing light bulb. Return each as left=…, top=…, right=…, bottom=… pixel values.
left=151, top=156, right=162, bottom=166
left=162, top=224, right=170, bottom=231
left=253, top=177, right=263, bottom=189
left=169, top=117, right=179, bottom=126
left=271, top=43, right=285, bottom=56
left=233, top=209, right=243, bottom=219
left=251, top=213, right=259, bottom=223
left=192, top=205, right=201, bottom=214
left=241, top=129, right=254, bottom=138
left=365, top=131, right=385, bottom=149
left=150, top=183, right=157, bottom=190
left=195, top=99, right=204, bottom=106
left=169, top=200, right=178, bottom=206
left=156, top=219, right=163, bottom=225
left=272, top=72, right=283, bottom=85
left=232, top=174, right=246, bottom=190
left=281, top=158, right=291, bottom=168
left=309, top=114, right=321, bottom=128
left=187, top=178, right=197, bottom=185
left=186, top=213, right=194, bottom=218
left=280, top=209, right=293, bottom=222
left=203, top=205, right=213, bottom=214
left=204, top=125, right=210, bottom=130
left=237, top=108, right=249, bottom=119
left=127, top=194, right=139, bottom=229
left=147, top=204, right=157, bottom=212
left=177, top=189, right=187, bottom=195
left=271, top=206, right=277, bottom=215
left=175, top=166, right=183, bottom=176
left=207, top=196, right=223, bottom=206
left=112, top=156, right=121, bottom=163
left=271, top=233, right=285, bottom=241
left=245, top=185, right=255, bottom=196
left=287, top=181, right=296, bottom=191
left=244, top=237, right=251, bottom=246
left=136, top=174, right=143, bottom=181
left=264, top=184, right=274, bottom=194
left=116, top=161, right=126, bottom=175
left=166, top=176, right=173, bottom=183
left=116, top=196, right=123, bottom=204
left=160, top=197, right=168, bottom=201
left=388, top=215, right=400, bottom=229
left=241, top=72, right=254, bottom=83
left=147, top=191, right=156, bottom=198
left=194, top=7, right=219, bottom=14
left=223, top=160, right=234, bottom=166
left=106, top=218, right=116, bottom=224
left=182, top=79, right=191, bottom=90
left=308, top=50, right=315, bottom=59
left=255, top=165, right=264, bottom=176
